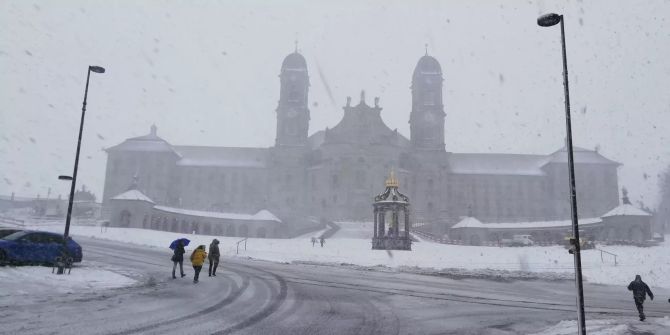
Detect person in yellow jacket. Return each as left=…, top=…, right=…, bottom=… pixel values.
left=190, top=245, right=208, bottom=283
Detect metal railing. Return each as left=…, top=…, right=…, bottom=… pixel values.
left=236, top=238, right=248, bottom=254
left=0, top=215, right=25, bottom=226
left=596, top=248, right=618, bottom=266
left=52, top=256, right=74, bottom=274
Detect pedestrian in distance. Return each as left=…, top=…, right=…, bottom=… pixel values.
left=171, top=240, right=186, bottom=279
left=627, top=274, right=654, bottom=321
left=311, top=237, right=316, bottom=247
left=208, top=239, right=220, bottom=277
left=190, top=245, right=207, bottom=283
left=319, top=236, right=325, bottom=247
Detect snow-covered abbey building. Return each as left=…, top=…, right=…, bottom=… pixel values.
left=102, top=50, right=621, bottom=237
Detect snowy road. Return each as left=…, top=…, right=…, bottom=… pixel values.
left=2, top=237, right=668, bottom=335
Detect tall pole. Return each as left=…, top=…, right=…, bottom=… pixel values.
left=560, top=16, right=587, bottom=335
left=57, top=67, right=93, bottom=275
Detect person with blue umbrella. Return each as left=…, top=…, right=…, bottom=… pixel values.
left=170, top=238, right=189, bottom=279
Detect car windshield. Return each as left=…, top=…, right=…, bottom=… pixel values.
left=1, top=231, right=29, bottom=241
left=0, top=230, right=19, bottom=238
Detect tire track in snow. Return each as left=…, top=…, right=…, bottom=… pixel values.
left=212, top=264, right=288, bottom=335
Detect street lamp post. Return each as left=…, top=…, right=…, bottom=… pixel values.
left=537, top=13, right=586, bottom=335
left=57, top=65, right=105, bottom=275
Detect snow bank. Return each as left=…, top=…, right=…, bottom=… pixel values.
left=21, top=223, right=670, bottom=288
left=0, top=263, right=137, bottom=297
left=531, top=317, right=670, bottom=335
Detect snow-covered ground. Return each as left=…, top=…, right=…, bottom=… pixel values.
left=16, top=220, right=670, bottom=289
left=0, top=262, right=137, bottom=298
left=531, top=317, right=670, bottom=335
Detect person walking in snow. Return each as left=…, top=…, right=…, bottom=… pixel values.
left=319, top=236, right=325, bottom=247
left=208, top=239, right=220, bottom=277
left=311, top=237, right=316, bottom=247
left=190, top=245, right=208, bottom=283
left=627, top=274, right=654, bottom=321
left=171, top=240, right=186, bottom=279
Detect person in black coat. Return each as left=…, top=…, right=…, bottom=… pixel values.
left=627, top=274, right=654, bottom=321
left=172, top=240, right=186, bottom=279
left=208, top=239, right=220, bottom=277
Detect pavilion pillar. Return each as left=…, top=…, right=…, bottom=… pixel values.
left=373, top=207, right=378, bottom=238
left=405, top=208, right=410, bottom=238
left=393, top=207, right=399, bottom=236
left=379, top=209, right=385, bottom=237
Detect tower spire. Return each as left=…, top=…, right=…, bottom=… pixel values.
left=294, top=39, right=298, bottom=53
left=425, top=43, right=428, bottom=56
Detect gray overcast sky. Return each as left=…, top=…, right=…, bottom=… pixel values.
left=1, top=0, right=669, bottom=208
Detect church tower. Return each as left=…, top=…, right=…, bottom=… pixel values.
left=275, top=49, right=310, bottom=147
left=409, top=53, right=446, bottom=151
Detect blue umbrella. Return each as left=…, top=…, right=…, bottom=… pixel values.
left=169, top=238, right=190, bottom=250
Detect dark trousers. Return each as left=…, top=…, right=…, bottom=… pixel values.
left=172, top=260, right=184, bottom=277
left=209, top=257, right=219, bottom=276
left=635, top=298, right=645, bottom=319
left=193, top=265, right=203, bottom=281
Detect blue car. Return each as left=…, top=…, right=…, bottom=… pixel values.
left=0, top=231, right=83, bottom=265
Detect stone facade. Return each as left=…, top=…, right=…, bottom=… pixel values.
left=102, top=51, right=621, bottom=234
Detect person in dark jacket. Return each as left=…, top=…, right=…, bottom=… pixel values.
left=171, top=240, right=186, bottom=279
left=208, top=239, right=220, bottom=277
left=627, top=274, right=654, bottom=321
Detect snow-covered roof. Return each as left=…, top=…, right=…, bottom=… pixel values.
left=111, top=190, right=154, bottom=203
left=448, top=153, right=546, bottom=176
left=106, top=128, right=179, bottom=156
left=153, top=206, right=282, bottom=223
left=602, top=204, right=651, bottom=217
left=252, top=209, right=281, bottom=222
left=452, top=217, right=602, bottom=230
left=544, top=146, right=619, bottom=165
left=447, top=146, right=619, bottom=176
left=451, top=217, right=484, bottom=228
left=174, top=146, right=268, bottom=168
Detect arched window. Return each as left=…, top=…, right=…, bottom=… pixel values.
left=286, top=122, right=298, bottom=135
left=226, top=225, right=236, bottom=237
left=288, top=89, right=300, bottom=102
left=423, top=91, right=435, bottom=106
left=120, top=210, right=131, bottom=228
left=356, top=170, right=365, bottom=186
left=239, top=225, right=249, bottom=237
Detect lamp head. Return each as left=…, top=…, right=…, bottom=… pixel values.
left=89, top=66, right=106, bottom=73
left=537, top=13, right=562, bottom=27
